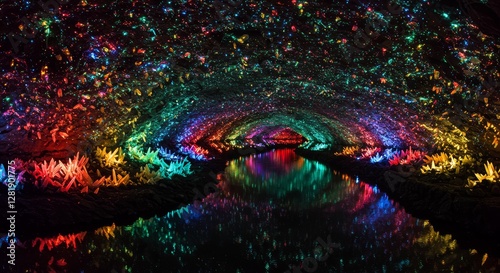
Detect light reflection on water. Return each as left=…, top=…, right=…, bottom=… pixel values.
left=2, top=149, right=497, bottom=273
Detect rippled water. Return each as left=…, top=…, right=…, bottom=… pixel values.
left=2, top=149, right=498, bottom=272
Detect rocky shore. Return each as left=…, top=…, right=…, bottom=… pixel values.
left=295, top=148, right=500, bottom=255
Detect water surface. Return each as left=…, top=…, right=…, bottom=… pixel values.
left=2, top=149, right=497, bottom=272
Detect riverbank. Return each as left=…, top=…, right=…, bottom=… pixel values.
left=295, top=148, right=500, bottom=254
left=0, top=145, right=284, bottom=239
left=0, top=159, right=227, bottom=238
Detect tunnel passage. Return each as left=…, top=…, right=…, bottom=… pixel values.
left=2, top=1, right=500, bottom=260
left=153, top=100, right=430, bottom=156
left=0, top=0, right=499, bottom=186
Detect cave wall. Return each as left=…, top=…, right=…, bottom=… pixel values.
left=0, top=0, right=499, bottom=162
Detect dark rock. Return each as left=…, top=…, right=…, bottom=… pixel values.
left=491, top=184, right=500, bottom=195
left=466, top=188, right=487, bottom=197
left=237, top=147, right=257, bottom=156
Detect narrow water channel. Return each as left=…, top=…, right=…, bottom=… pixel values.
left=3, top=149, right=497, bottom=272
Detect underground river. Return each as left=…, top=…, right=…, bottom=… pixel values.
left=1, top=149, right=497, bottom=272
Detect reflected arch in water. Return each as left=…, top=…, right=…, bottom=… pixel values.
left=221, top=149, right=333, bottom=207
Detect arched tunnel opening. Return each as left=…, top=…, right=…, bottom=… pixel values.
left=1, top=0, right=500, bottom=271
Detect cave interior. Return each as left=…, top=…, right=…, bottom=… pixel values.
left=1, top=0, right=500, bottom=271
